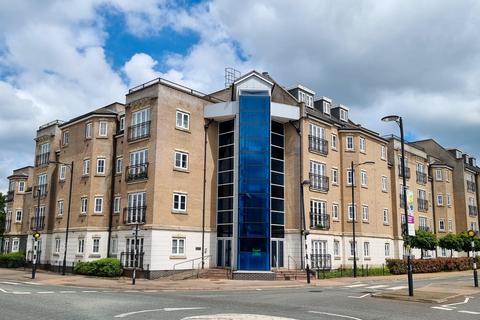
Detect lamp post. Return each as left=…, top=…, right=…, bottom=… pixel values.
left=350, top=161, right=375, bottom=278
left=300, top=179, right=311, bottom=284
left=382, top=115, right=414, bottom=296
left=50, top=161, right=74, bottom=276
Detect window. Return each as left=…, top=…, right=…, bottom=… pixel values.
left=350, top=241, right=357, bottom=256
left=346, top=136, right=354, bottom=151
left=116, top=157, right=123, bottom=174
left=111, top=237, right=118, bottom=254
left=113, top=197, right=121, bottom=213
left=323, top=101, right=331, bottom=114
left=99, top=121, right=108, bottom=137
left=85, top=122, right=92, bottom=139
left=435, top=169, right=443, bottom=181
left=445, top=170, right=449, bottom=182
left=83, top=159, right=90, bottom=176
left=333, top=240, right=340, bottom=256
left=119, top=116, right=125, bottom=132
left=359, top=137, right=366, bottom=153
left=331, top=134, right=337, bottom=150
left=55, top=238, right=61, bottom=254
left=340, top=109, right=348, bottom=121
left=383, top=209, right=389, bottom=225
left=15, top=210, right=22, bottom=222
left=96, top=158, right=106, bottom=174
left=172, top=237, right=185, bottom=255
left=381, top=176, right=388, bottom=192
left=448, top=219, right=453, bottom=232
left=331, top=168, right=338, bottom=185
left=174, top=151, right=189, bottom=170
left=385, top=243, right=390, bottom=257
left=94, top=197, right=103, bottom=214
left=78, top=238, right=85, bottom=254
left=347, top=169, right=354, bottom=185
left=471, top=222, right=478, bottom=232
left=437, top=194, right=444, bottom=206
left=441, top=247, right=447, bottom=257
left=447, top=194, right=452, bottom=207
left=362, top=205, right=369, bottom=222
left=18, top=181, right=25, bottom=192
left=11, top=239, right=19, bottom=253
left=332, top=203, right=339, bottom=220
left=439, top=219, right=445, bottom=231
left=57, top=200, right=64, bottom=216
left=363, top=242, right=370, bottom=257
left=360, top=170, right=367, bottom=187
left=348, top=204, right=356, bottom=221
left=381, top=145, right=386, bottom=160
left=176, top=110, right=190, bottom=130
left=92, top=238, right=100, bottom=253
left=173, top=193, right=187, bottom=212
left=59, top=165, right=67, bottom=181
left=80, top=197, right=88, bottom=214
left=63, top=131, right=69, bottom=146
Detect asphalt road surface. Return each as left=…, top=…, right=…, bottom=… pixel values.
left=1, top=275, right=479, bottom=320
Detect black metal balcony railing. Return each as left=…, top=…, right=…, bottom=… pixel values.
left=310, top=254, right=332, bottom=270
left=33, top=185, right=48, bottom=198
left=120, top=251, right=145, bottom=269
left=469, top=205, right=478, bottom=217
left=35, top=152, right=50, bottom=167
left=309, top=173, right=329, bottom=192
left=128, top=121, right=151, bottom=142
left=124, top=206, right=146, bottom=225
left=467, top=180, right=476, bottom=193
left=310, top=213, right=330, bottom=230
left=308, top=135, right=328, bottom=155
left=6, top=190, right=14, bottom=202
left=398, top=165, right=410, bottom=179
left=419, top=225, right=430, bottom=232
left=126, top=163, right=149, bottom=182
left=418, top=199, right=429, bottom=212
left=30, top=216, right=45, bottom=231
left=416, top=171, right=428, bottom=185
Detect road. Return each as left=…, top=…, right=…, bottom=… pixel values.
left=0, top=275, right=479, bottom=320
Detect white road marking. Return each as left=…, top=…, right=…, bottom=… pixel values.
left=115, top=307, right=207, bottom=318
left=23, top=281, right=42, bottom=285
left=458, top=310, right=480, bottom=315
left=182, top=315, right=297, bottom=320
left=0, top=288, right=8, bottom=293
left=143, top=290, right=158, bottom=293
left=59, top=291, right=76, bottom=293
left=0, top=281, right=20, bottom=285
left=309, top=311, right=363, bottom=320
left=431, top=307, right=453, bottom=311
left=345, top=284, right=368, bottom=288
left=82, top=290, right=98, bottom=293
left=12, top=291, right=31, bottom=295
left=348, top=293, right=370, bottom=299
left=442, top=297, right=472, bottom=308
left=103, top=290, right=117, bottom=293
left=365, top=285, right=388, bottom=289
left=37, top=291, right=54, bottom=294
left=385, top=286, right=407, bottom=290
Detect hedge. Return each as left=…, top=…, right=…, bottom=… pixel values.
left=73, top=258, right=122, bottom=277
left=0, top=252, right=26, bottom=268
left=386, top=257, right=480, bottom=275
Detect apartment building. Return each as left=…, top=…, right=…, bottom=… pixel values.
left=3, top=70, right=480, bottom=278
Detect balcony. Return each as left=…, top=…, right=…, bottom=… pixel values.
left=416, top=171, right=428, bottom=185
left=310, top=254, right=332, bottom=270
left=120, top=251, right=145, bottom=269
left=418, top=199, right=429, bottom=212
left=308, top=135, right=328, bottom=155
left=6, top=190, right=14, bottom=202
left=33, top=185, right=48, bottom=198
left=128, top=121, right=151, bottom=142
left=309, top=173, right=329, bottom=192
left=123, top=206, right=146, bottom=225
left=467, top=181, right=476, bottom=193
left=310, top=213, right=330, bottom=230
left=35, top=152, right=50, bottom=167
left=398, top=165, right=410, bottom=179
left=469, top=205, right=478, bottom=217
left=126, top=163, right=149, bottom=182
left=30, top=216, right=45, bottom=231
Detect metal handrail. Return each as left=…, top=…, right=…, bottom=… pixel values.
left=195, top=255, right=213, bottom=278
left=287, top=256, right=299, bottom=280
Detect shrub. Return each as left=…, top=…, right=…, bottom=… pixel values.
left=0, top=252, right=26, bottom=268
left=386, top=257, right=475, bottom=275
left=74, top=258, right=122, bottom=277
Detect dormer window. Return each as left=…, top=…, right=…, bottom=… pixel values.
left=298, top=91, right=313, bottom=108
left=340, top=109, right=348, bottom=121
left=323, top=101, right=331, bottom=115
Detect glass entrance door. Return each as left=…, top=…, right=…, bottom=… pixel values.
left=271, top=239, right=284, bottom=269
left=217, top=238, right=232, bottom=267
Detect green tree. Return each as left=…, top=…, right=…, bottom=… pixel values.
left=458, top=231, right=480, bottom=256
left=438, top=233, right=463, bottom=257
left=410, top=229, right=438, bottom=259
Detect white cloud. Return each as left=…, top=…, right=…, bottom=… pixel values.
left=123, top=53, right=161, bottom=87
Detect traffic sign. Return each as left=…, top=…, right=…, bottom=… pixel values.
left=468, top=230, right=476, bottom=238
left=33, top=232, right=41, bottom=240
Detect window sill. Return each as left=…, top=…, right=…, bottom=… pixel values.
left=97, top=136, right=109, bottom=139
left=81, top=175, right=90, bottom=178
left=362, top=220, right=369, bottom=224
left=175, top=127, right=191, bottom=133
left=360, top=151, right=366, bottom=154
left=383, top=223, right=390, bottom=226
left=14, top=221, right=22, bottom=224
left=89, top=254, right=101, bottom=258
left=53, top=253, right=60, bottom=257
left=170, top=255, right=187, bottom=259
left=56, top=215, right=63, bottom=219
left=382, top=190, right=388, bottom=193
left=332, top=219, right=340, bottom=222
left=334, top=256, right=341, bottom=260
left=361, top=185, right=368, bottom=189
left=128, top=136, right=150, bottom=144
left=345, top=149, right=355, bottom=152
left=172, top=210, right=188, bottom=215
left=92, top=213, right=103, bottom=216
left=94, top=174, right=106, bottom=177
left=173, top=168, right=190, bottom=173
left=380, top=158, right=386, bottom=161
left=79, top=213, right=87, bottom=217
left=75, top=254, right=84, bottom=257
left=364, top=257, right=371, bottom=261
left=332, top=183, right=339, bottom=187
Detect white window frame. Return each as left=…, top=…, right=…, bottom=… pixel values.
left=385, top=243, right=390, bottom=257
left=362, top=205, right=369, bottom=222
left=439, top=218, right=446, bottom=231
left=340, top=109, right=348, bottom=121
left=15, top=209, right=22, bottom=223
left=383, top=209, right=389, bottom=225
left=96, top=158, right=106, bottom=175
left=363, top=242, right=370, bottom=257
left=172, top=237, right=185, bottom=255
left=55, top=238, right=61, bottom=254
left=99, top=121, right=108, bottom=137
left=111, top=237, right=118, bottom=254
left=359, top=137, right=366, bottom=153
left=18, top=181, right=25, bottom=193
left=92, top=238, right=100, bottom=253
left=447, top=194, right=452, bottom=207
left=57, top=200, right=64, bottom=216
left=116, top=157, right=123, bottom=174
left=119, top=116, right=125, bottom=132
left=348, top=204, right=356, bottom=221
left=349, top=240, right=357, bottom=257
left=174, top=151, right=189, bottom=170
left=435, top=169, right=443, bottom=181
left=78, top=238, right=85, bottom=254
left=11, top=239, right=19, bottom=253
left=381, top=176, right=388, bottom=192
left=176, top=110, right=190, bottom=130
left=331, top=168, right=338, bottom=185
left=59, top=165, right=67, bottom=181
left=347, top=169, right=354, bottom=186
left=381, top=145, right=386, bottom=160
left=323, top=101, right=331, bottom=114
left=448, top=219, right=453, bottom=232
left=94, top=197, right=103, bottom=214
left=113, top=196, right=121, bottom=214
left=83, top=159, right=90, bottom=176
left=173, top=193, right=187, bottom=212
left=80, top=197, right=88, bottom=214
left=346, top=136, right=354, bottom=151
left=332, top=203, right=339, bottom=220
left=331, top=134, right=337, bottom=150
left=63, top=131, right=69, bottom=146
left=437, top=193, right=444, bottom=206
left=85, top=122, right=92, bottom=139
left=333, top=240, right=340, bottom=257
left=360, top=170, right=368, bottom=187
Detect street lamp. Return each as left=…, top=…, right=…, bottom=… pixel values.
left=382, top=115, right=414, bottom=296
left=50, top=160, right=74, bottom=276
left=300, top=179, right=311, bottom=284
left=350, top=161, right=374, bottom=278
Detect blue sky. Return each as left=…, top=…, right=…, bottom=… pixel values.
left=1, top=0, right=480, bottom=191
